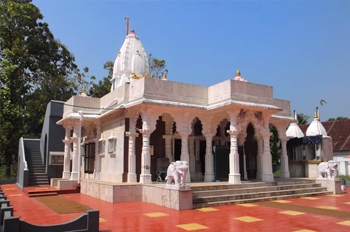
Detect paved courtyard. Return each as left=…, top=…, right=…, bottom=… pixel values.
left=1, top=184, right=350, bottom=232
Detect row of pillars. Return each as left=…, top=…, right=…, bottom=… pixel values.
left=125, top=130, right=290, bottom=184
left=61, top=117, right=290, bottom=184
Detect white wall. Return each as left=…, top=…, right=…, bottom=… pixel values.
left=98, top=118, right=126, bottom=182
left=333, top=156, right=350, bottom=176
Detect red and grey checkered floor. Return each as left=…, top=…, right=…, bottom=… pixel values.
left=1, top=184, right=350, bottom=232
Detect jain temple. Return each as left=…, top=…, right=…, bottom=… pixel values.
left=17, top=25, right=335, bottom=210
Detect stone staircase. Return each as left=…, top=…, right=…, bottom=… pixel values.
left=26, top=150, right=49, bottom=186
left=191, top=179, right=331, bottom=209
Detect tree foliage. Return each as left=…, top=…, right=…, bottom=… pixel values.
left=0, top=0, right=84, bottom=176
left=296, top=113, right=311, bottom=125
left=89, top=61, right=112, bottom=98
left=327, top=117, right=348, bottom=121
left=269, top=124, right=280, bottom=167
left=148, top=54, right=168, bottom=79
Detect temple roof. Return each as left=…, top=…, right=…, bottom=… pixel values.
left=111, top=30, right=149, bottom=90
left=286, top=111, right=304, bottom=138
left=305, top=114, right=328, bottom=137
left=286, top=122, right=304, bottom=138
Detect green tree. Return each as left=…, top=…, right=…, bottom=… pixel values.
left=327, top=117, right=348, bottom=121
left=269, top=124, right=280, bottom=169
left=0, top=0, right=83, bottom=176
left=297, top=113, right=311, bottom=125
left=148, top=54, right=168, bottom=79
left=89, top=61, right=112, bottom=98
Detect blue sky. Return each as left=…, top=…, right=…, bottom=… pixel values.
left=33, top=0, right=350, bottom=122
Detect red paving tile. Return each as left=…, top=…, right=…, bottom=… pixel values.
left=1, top=184, right=350, bottom=232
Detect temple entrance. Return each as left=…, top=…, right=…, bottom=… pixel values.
left=244, top=123, right=258, bottom=179
left=200, top=140, right=206, bottom=176
left=174, top=139, right=181, bottom=161
left=135, top=116, right=143, bottom=182
left=214, top=145, right=229, bottom=181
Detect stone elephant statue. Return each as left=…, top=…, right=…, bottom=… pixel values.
left=318, top=160, right=339, bottom=179
left=165, top=161, right=189, bottom=186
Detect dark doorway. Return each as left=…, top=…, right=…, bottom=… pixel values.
left=200, top=140, right=206, bottom=175
left=244, top=123, right=257, bottom=179
left=135, top=116, right=143, bottom=182
left=214, top=145, right=229, bottom=181
left=174, top=139, right=181, bottom=161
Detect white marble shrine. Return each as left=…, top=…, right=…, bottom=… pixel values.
left=55, top=25, right=304, bottom=206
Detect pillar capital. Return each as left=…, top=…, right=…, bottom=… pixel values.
left=228, top=130, right=239, bottom=136
left=139, top=129, right=152, bottom=135
left=279, top=137, right=289, bottom=143
left=261, top=132, right=272, bottom=138
left=62, top=139, right=72, bottom=144
left=126, top=132, right=139, bottom=138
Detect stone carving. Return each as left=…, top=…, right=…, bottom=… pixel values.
left=318, top=160, right=338, bottom=179
left=165, top=161, right=189, bottom=186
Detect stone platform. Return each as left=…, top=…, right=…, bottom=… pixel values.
left=80, top=179, right=192, bottom=210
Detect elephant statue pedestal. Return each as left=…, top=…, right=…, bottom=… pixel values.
left=166, top=184, right=191, bottom=191
left=316, top=178, right=342, bottom=194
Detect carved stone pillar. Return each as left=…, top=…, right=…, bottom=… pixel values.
left=189, top=137, right=195, bottom=180
left=228, top=130, right=241, bottom=184
left=227, top=110, right=241, bottom=184
left=70, top=122, right=79, bottom=180
left=180, top=132, right=191, bottom=182
left=256, top=136, right=263, bottom=180
left=280, top=137, right=290, bottom=178
left=262, top=132, right=274, bottom=182
left=126, top=132, right=139, bottom=183
left=204, top=133, right=215, bottom=182
left=163, top=135, right=173, bottom=162
left=62, top=125, right=71, bottom=179
left=139, top=129, right=152, bottom=184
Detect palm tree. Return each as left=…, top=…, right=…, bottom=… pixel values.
left=297, top=113, right=311, bottom=125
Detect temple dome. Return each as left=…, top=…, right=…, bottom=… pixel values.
left=286, top=111, right=304, bottom=138
left=111, top=30, right=149, bottom=91
left=306, top=113, right=327, bottom=136
left=286, top=123, right=304, bottom=138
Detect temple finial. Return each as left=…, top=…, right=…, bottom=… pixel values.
left=125, top=17, right=130, bottom=36
left=236, top=70, right=241, bottom=77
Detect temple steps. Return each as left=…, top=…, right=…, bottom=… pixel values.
left=24, top=184, right=80, bottom=197
left=192, top=179, right=331, bottom=209
left=27, top=151, right=49, bottom=186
